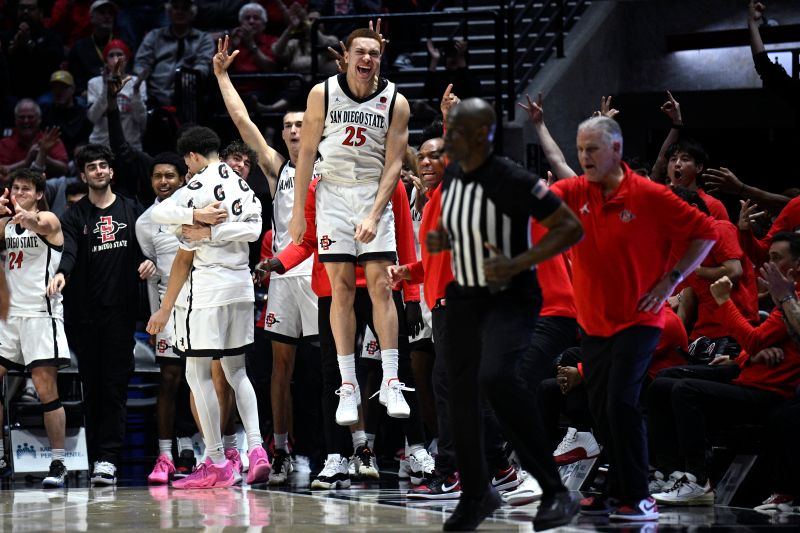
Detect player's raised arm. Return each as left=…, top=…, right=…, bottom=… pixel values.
left=289, top=83, right=325, bottom=245
left=214, top=35, right=285, bottom=197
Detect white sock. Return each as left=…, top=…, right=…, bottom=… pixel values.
left=51, top=448, right=66, bottom=463
left=158, top=439, right=173, bottom=459
left=274, top=433, right=289, bottom=452
left=352, top=430, right=367, bottom=451
left=338, top=353, right=357, bottom=385
left=185, top=358, right=224, bottom=464
left=366, top=433, right=376, bottom=450
left=223, top=434, right=238, bottom=451
left=220, top=355, right=263, bottom=451
left=381, top=348, right=399, bottom=382
left=177, top=437, right=193, bottom=453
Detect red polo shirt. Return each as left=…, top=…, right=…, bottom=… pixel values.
left=0, top=129, right=68, bottom=168
left=278, top=178, right=420, bottom=302
left=739, top=195, right=800, bottom=268
left=716, top=295, right=800, bottom=399
left=550, top=163, right=717, bottom=337
left=530, top=219, right=577, bottom=319
left=685, top=220, right=759, bottom=339
left=698, top=188, right=729, bottom=222
left=647, top=306, right=689, bottom=379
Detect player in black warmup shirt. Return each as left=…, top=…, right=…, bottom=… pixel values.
left=49, top=144, right=153, bottom=486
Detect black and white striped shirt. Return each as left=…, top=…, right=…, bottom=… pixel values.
left=440, top=156, right=561, bottom=292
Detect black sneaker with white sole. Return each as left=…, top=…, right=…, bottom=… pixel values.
left=43, top=460, right=68, bottom=488
left=0, top=455, right=12, bottom=478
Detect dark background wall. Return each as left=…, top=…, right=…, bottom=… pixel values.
left=517, top=0, right=800, bottom=206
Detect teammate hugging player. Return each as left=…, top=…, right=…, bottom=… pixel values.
left=147, top=126, right=270, bottom=489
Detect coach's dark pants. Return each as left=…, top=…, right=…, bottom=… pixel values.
left=765, top=396, right=800, bottom=495
left=70, top=306, right=135, bottom=465
left=444, top=283, right=564, bottom=498
left=318, top=289, right=424, bottom=458
left=648, top=376, right=783, bottom=482
left=581, top=326, right=660, bottom=503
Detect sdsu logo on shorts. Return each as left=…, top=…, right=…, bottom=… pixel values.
left=366, top=340, right=379, bottom=356
left=319, top=235, right=336, bottom=251
left=265, top=312, right=280, bottom=328
left=157, top=338, right=170, bottom=354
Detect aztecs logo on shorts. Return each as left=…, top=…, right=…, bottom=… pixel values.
left=157, top=338, right=170, bottom=354
left=265, top=312, right=281, bottom=328
left=365, top=340, right=379, bottom=356
left=319, top=234, right=336, bottom=251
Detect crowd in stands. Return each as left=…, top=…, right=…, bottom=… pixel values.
left=0, top=0, right=798, bottom=525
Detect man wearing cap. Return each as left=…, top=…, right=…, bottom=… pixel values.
left=42, top=70, right=93, bottom=158
left=68, top=1, right=133, bottom=95
left=87, top=39, right=147, bottom=150
left=0, top=99, right=68, bottom=182
left=134, top=0, right=215, bottom=108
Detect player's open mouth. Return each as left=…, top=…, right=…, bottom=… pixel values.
left=357, top=65, right=371, bottom=75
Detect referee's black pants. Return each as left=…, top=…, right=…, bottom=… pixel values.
left=443, top=284, right=564, bottom=498
left=69, top=305, right=135, bottom=466
left=581, top=326, right=660, bottom=503
left=431, top=306, right=509, bottom=477
left=318, top=289, right=425, bottom=458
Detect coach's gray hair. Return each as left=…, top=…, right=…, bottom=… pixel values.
left=578, top=116, right=623, bottom=153
left=14, top=98, right=41, bottom=117
left=239, top=2, right=267, bottom=23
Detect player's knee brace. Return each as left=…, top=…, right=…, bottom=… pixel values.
left=41, top=399, right=63, bottom=412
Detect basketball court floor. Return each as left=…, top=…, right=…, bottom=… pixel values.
left=2, top=471, right=798, bottom=532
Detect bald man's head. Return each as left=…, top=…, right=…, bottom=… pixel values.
left=448, top=98, right=496, bottom=131
left=444, top=98, right=496, bottom=167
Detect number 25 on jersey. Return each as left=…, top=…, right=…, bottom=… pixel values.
left=343, top=126, right=366, bottom=147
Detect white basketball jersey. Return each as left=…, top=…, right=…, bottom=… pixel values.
left=168, top=162, right=262, bottom=309
left=317, top=73, right=397, bottom=185
left=136, top=201, right=180, bottom=297
left=4, top=223, right=63, bottom=318
left=271, top=161, right=314, bottom=279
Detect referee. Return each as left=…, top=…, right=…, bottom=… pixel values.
left=431, top=98, right=583, bottom=531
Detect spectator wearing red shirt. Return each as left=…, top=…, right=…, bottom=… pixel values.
left=47, top=0, right=92, bottom=47
left=670, top=187, right=759, bottom=347
left=664, top=138, right=729, bottom=221
left=647, top=232, right=800, bottom=506
left=549, top=116, right=716, bottom=521
left=738, top=195, right=800, bottom=268
left=228, top=3, right=278, bottom=97
left=0, top=99, right=68, bottom=182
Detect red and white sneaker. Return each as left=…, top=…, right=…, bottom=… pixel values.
left=172, top=459, right=236, bottom=489
left=407, top=471, right=462, bottom=500
left=147, top=454, right=175, bottom=485
left=225, top=448, right=243, bottom=484
left=553, top=427, right=600, bottom=465
left=246, top=445, right=271, bottom=484
left=491, top=465, right=521, bottom=492
left=609, top=497, right=659, bottom=521
left=755, top=493, right=795, bottom=513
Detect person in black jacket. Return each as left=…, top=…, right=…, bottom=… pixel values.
left=48, top=144, right=155, bottom=486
